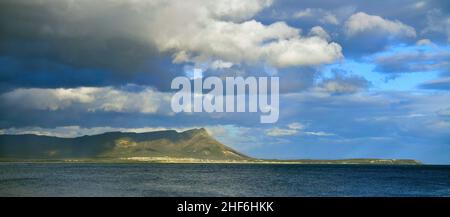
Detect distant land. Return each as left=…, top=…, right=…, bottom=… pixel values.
left=0, top=128, right=421, bottom=165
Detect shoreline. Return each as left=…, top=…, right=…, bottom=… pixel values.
left=0, top=157, right=422, bottom=165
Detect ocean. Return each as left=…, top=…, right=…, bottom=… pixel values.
left=0, top=163, right=449, bottom=197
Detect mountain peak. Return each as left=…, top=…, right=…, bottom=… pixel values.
left=181, top=128, right=209, bottom=136
left=0, top=128, right=250, bottom=161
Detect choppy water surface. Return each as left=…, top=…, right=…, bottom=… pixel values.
left=0, top=163, right=449, bottom=196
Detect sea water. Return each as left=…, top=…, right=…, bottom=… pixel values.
left=0, top=163, right=449, bottom=197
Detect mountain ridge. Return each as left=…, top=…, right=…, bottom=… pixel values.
left=0, top=128, right=421, bottom=164
left=0, top=128, right=251, bottom=160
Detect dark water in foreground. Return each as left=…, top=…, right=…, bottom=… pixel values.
left=0, top=163, right=449, bottom=196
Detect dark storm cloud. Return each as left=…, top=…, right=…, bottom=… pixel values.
left=0, top=0, right=184, bottom=91
left=0, top=55, right=184, bottom=93
left=0, top=0, right=343, bottom=91
left=0, top=0, right=161, bottom=72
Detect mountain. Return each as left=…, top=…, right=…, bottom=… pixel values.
left=0, top=128, right=251, bottom=161
left=0, top=129, right=422, bottom=164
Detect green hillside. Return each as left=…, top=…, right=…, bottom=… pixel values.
left=0, top=128, right=250, bottom=161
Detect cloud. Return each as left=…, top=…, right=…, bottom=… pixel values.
left=339, top=12, right=417, bottom=56
left=309, top=26, right=331, bottom=41
left=266, top=122, right=305, bottom=136
left=0, top=0, right=164, bottom=72
left=0, top=126, right=177, bottom=138
left=288, top=122, right=305, bottom=130
left=293, top=8, right=315, bottom=18
left=317, top=73, right=370, bottom=94
left=422, top=8, right=450, bottom=43
left=412, top=1, right=427, bottom=10
left=304, top=131, right=335, bottom=136
left=437, top=108, right=450, bottom=116
left=2, top=87, right=97, bottom=111
left=274, top=91, right=450, bottom=163
left=426, top=120, right=450, bottom=134
left=419, top=77, right=450, bottom=90
left=344, top=12, right=416, bottom=38
left=0, top=85, right=172, bottom=114
left=416, top=38, right=434, bottom=46
left=161, top=19, right=343, bottom=67
left=210, top=60, right=234, bottom=70
left=0, top=0, right=343, bottom=70
left=374, top=46, right=450, bottom=74
left=266, top=127, right=298, bottom=136
left=293, top=8, right=340, bottom=25
left=266, top=122, right=334, bottom=137
left=276, top=67, right=319, bottom=93
left=266, top=127, right=335, bottom=137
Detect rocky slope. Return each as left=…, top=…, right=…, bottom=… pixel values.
left=0, top=128, right=251, bottom=160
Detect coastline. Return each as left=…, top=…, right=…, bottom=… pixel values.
left=0, top=157, right=422, bottom=165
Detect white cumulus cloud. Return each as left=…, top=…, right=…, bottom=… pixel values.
left=293, top=8, right=340, bottom=25
left=345, top=12, right=416, bottom=38
left=30, top=0, right=342, bottom=68
left=1, top=86, right=172, bottom=114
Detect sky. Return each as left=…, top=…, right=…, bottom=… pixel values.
left=0, top=0, right=450, bottom=164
